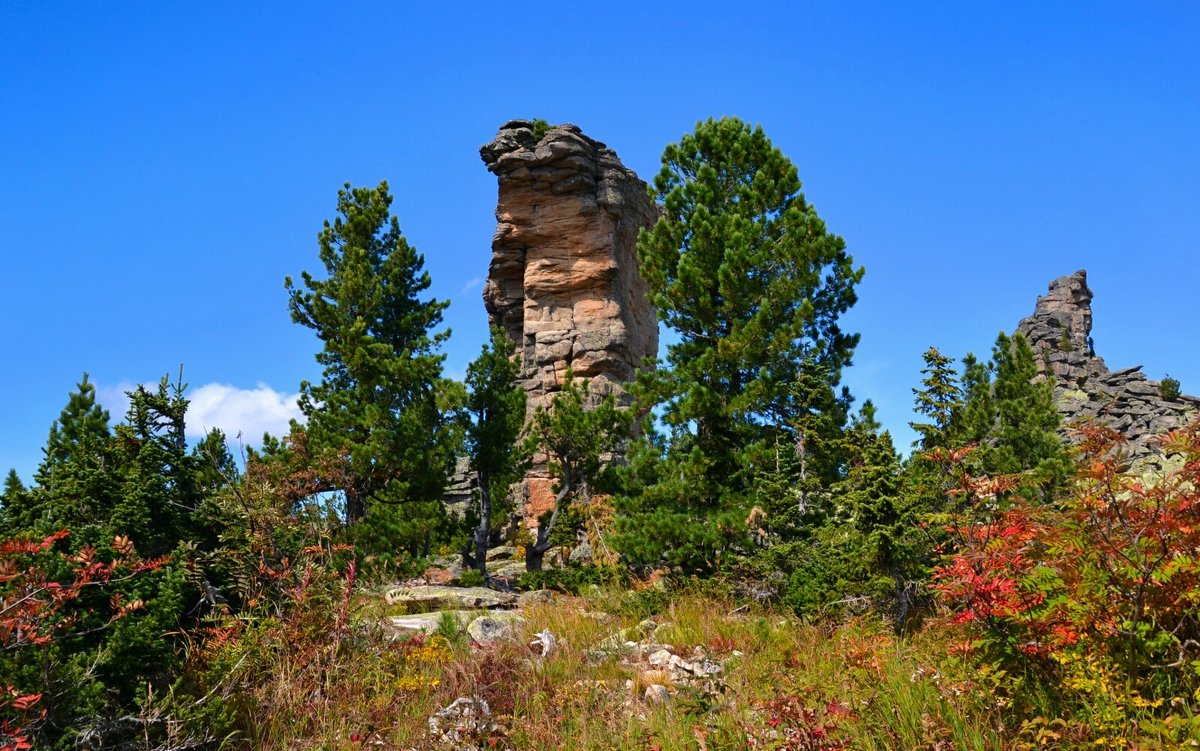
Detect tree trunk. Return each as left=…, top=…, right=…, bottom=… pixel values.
left=525, top=538, right=545, bottom=572
left=345, top=486, right=366, bottom=525
left=524, top=477, right=571, bottom=573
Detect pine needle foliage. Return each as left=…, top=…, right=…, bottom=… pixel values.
left=286, top=181, right=457, bottom=526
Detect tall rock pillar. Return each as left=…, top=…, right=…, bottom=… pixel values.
left=480, top=120, right=658, bottom=524
left=1015, top=269, right=1199, bottom=464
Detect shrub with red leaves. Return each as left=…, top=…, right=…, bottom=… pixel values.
left=0, top=529, right=165, bottom=746
left=932, top=421, right=1200, bottom=710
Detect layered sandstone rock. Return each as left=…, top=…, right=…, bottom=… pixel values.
left=1016, top=270, right=1198, bottom=463
left=480, top=120, right=658, bottom=521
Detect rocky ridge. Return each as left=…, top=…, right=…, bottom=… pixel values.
left=1016, top=270, right=1199, bottom=462
left=480, top=120, right=658, bottom=522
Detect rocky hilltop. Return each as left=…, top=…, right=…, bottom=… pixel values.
left=1016, top=270, right=1198, bottom=461
left=479, top=120, right=658, bottom=521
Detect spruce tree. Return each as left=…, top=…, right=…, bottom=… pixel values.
left=747, top=356, right=847, bottom=540
left=0, top=469, right=28, bottom=534
left=23, top=373, right=118, bottom=536
left=741, top=402, right=912, bottom=618
left=463, top=328, right=528, bottom=576
left=989, top=332, right=1072, bottom=491
left=286, top=181, right=455, bottom=525
left=956, top=352, right=996, bottom=448
left=944, top=334, right=1071, bottom=496
left=111, top=375, right=197, bottom=556
left=910, top=347, right=962, bottom=451
left=833, top=402, right=919, bottom=620
left=1, top=376, right=202, bottom=744
left=904, top=346, right=969, bottom=529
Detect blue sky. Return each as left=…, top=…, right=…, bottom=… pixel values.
left=2, top=2, right=1197, bottom=481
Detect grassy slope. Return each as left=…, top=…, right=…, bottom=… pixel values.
left=212, top=585, right=1012, bottom=750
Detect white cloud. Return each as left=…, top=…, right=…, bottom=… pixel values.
left=185, top=383, right=303, bottom=442
left=96, top=381, right=304, bottom=445
left=460, top=276, right=483, bottom=294
left=96, top=381, right=136, bottom=423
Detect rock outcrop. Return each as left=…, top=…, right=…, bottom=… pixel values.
left=480, top=120, right=658, bottom=521
left=1016, top=270, right=1198, bottom=462
left=442, top=457, right=477, bottom=519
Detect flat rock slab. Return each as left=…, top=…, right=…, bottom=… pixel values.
left=516, top=589, right=555, bottom=608
left=385, top=610, right=474, bottom=637
left=488, top=560, right=526, bottom=579
left=466, top=611, right=526, bottom=643
left=385, top=585, right=518, bottom=611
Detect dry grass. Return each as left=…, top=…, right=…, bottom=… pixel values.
left=193, top=586, right=1061, bottom=750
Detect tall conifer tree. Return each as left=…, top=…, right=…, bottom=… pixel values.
left=620, top=117, right=862, bottom=572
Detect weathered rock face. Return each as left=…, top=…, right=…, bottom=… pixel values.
left=480, top=120, right=658, bottom=521
left=1016, top=270, right=1198, bottom=462
left=443, top=457, right=477, bottom=519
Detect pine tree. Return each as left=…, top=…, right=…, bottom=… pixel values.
left=636, top=117, right=862, bottom=494
left=286, top=181, right=456, bottom=525
left=463, top=328, right=528, bottom=576
left=622, top=117, right=863, bottom=572
left=43, top=373, right=110, bottom=466
left=523, top=374, right=630, bottom=571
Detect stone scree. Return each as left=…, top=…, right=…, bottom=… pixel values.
left=478, top=120, right=658, bottom=524
left=1015, top=269, right=1198, bottom=464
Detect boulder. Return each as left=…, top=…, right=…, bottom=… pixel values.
left=517, top=589, right=556, bottom=608
left=486, top=545, right=518, bottom=561
left=466, top=611, right=526, bottom=644
left=487, top=559, right=526, bottom=579
left=385, top=610, right=473, bottom=637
